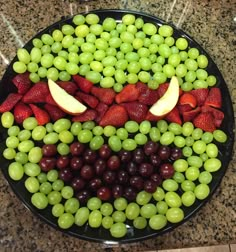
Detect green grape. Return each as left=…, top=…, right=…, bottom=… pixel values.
left=213, top=129, right=227, bottom=143
left=29, top=72, right=40, bottom=83
left=25, top=177, right=40, bottom=193
left=160, top=131, right=175, bottom=145
left=204, top=158, right=221, bottom=172
left=58, top=213, right=74, bottom=229
left=43, top=132, right=59, bottom=144
left=112, top=211, right=126, bottom=223
left=88, top=210, right=102, bottom=228
left=134, top=133, right=148, bottom=145
left=31, top=192, right=48, bottom=209
left=57, top=143, right=70, bottom=155
left=40, top=182, right=52, bottom=195
left=152, top=186, right=165, bottom=201
left=149, top=127, right=161, bottom=142
left=87, top=197, right=102, bottom=211
left=197, top=54, right=208, bottom=68
left=89, top=136, right=104, bottom=150
left=173, top=171, right=185, bottom=183
left=47, top=169, right=59, bottom=182
left=157, top=120, right=168, bottom=133
left=17, top=48, right=30, bottom=64
left=181, top=180, right=196, bottom=192
left=201, top=132, right=213, bottom=144
left=71, top=122, right=82, bottom=135
left=28, top=146, right=43, bottom=163
left=181, top=191, right=196, bottom=207
left=3, top=148, right=16, bottom=160
left=140, top=203, right=157, bottom=219
left=37, top=172, right=47, bottom=183
left=125, top=202, right=140, bottom=220
left=173, top=159, right=188, bottom=172
left=206, top=75, right=217, bottom=86
left=166, top=207, right=184, bottom=223
left=158, top=25, right=173, bottom=37
left=59, top=130, right=74, bottom=144
left=104, top=125, right=116, bottom=137
left=122, top=138, right=137, bottom=151
left=110, top=223, right=127, bottom=238
left=77, top=129, right=93, bottom=143
left=185, top=166, right=200, bottom=181
left=192, top=140, right=206, bottom=154
left=47, top=190, right=62, bottom=205
left=75, top=207, right=90, bottom=226
left=162, top=179, right=179, bottom=192
left=133, top=216, right=147, bottom=229
left=206, top=143, right=218, bottom=158
left=192, top=128, right=203, bottom=140
left=32, top=126, right=47, bottom=141
left=8, top=125, right=20, bottom=136
left=194, top=184, right=210, bottom=200
left=64, top=198, right=80, bottom=214
left=15, top=152, right=28, bottom=164
left=116, top=128, right=128, bottom=140
left=18, top=140, right=34, bottom=153
left=108, top=135, right=122, bottom=152
left=62, top=24, right=75, bottom=35
left=114, top=197, right=128, bottom=211
left=168, top=123, right=182, bottom=135
left=23, top=117, right=38, bottom=130
left=139, top=120, right=151, bottom=134
left=100, top=202, right=113, bottom=216
left=176, top=38, right=188, bottom=50
left=165, top=191, right=182, bottom=208
left=174, top=136, right=186, bottom=148
left=6, top=136, right=19, bottom=148
left=187, top=155, right=203, bottom=168
left=156, top=201, right=168, bottom=215
left=198, top=171, right=212, bottom=184
left=52, top=203, right=64, bottom=217
left=102, top=216, right=114, bottom=229
left=188, top=48, right=199, bottom=59
left=61, top=186, right=74, bottom=199
left=52, top=179, right=64, bottom=191
left=149, top=214, right=167, bottom=230
left=33, top=38, right=43, bottom=48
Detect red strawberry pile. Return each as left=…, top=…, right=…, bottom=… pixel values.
left=0, top=72, right=224, bottom=132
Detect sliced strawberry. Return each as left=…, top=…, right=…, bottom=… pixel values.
left=189, top=88, right=209, bottom=106
left=99, top=105, right=128, bottom=127
left=177, top=104, right=192, bottom=114
left=182, top=107, right=201, bottom=122
left=204, top=87, right=222, bottom=108
left=72, top=109, right=97, bottom=122
left=44, top=104, right=66, bottom=122
left=122, top=102, right=148, bottom=123
left=12, top=72, right=31, bottom=94
left=136, top=82, right=159, bottom=105
left=13, top=102, right=33, bottom=124
left=179, top=93, right=197, bottom=108
left=193, top=112, right=216, bottom=132
left=73, top=75, right=93, bottom=93
left=201, top=105, right=224, bottom=127
left=29, top=104, right=50, bottom=125
left=0, top=93, right=22, bottom=113
left=95, top=102, right=108, bottom=123
left=45, top=94, right=57, bottom=106
left=157, top=83, right=169, bottom=97
left=22, top=82, right=49, bottom=103
left=91, top=86, right=116, bottom=105
left=164, top=107, right=182, bottom=125
left=145, top=111, right=164, bottom=122
left=115, top=84, right=140, bottom=104
left=76, top=91, right=99, bottom=108
left=57, top=81, right=78, bottom=95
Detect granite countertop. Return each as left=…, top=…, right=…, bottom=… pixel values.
left=0, top=0, right=235, bottom=251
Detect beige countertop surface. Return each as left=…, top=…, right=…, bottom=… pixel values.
left=0, top=0, right=235, bottom=251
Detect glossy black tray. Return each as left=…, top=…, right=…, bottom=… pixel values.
left=0, top=9, right=234, bottom=244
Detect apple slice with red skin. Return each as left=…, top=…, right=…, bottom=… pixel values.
left=149, top=76, right=180, bottom=116
left=48, top=79, right=87, bottom=115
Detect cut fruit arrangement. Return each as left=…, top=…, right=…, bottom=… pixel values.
left=0, top=11, right=232, bottom=241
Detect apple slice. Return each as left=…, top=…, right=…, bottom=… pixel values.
left=48, top=79, right=87, bottom=115
left=149, top=76, right=179, bottom=116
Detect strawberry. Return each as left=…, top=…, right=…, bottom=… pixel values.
left=157, top=83, right=169, bottom=97
left=95, top=102, right=108, bottom=123
left=91, top=86, right=116, bottom=105
left=12, top=72, right=31, bottom=94
left=22, top=82, right=49, bottom=103
left=29, top=104, right=50, bottom=125
left=179, top=93, right=197, bottom=108
left=99, top=105, right=128, bottom=127
left=145, top=111, right=164, bottom=122
left=189, top=88, right=209, bottom=106
left=204, top=87, right=222, bottom=108
left=193, top=112, right=216, bottom=132
left=165, top=107, right=182, bottom=125
left=136, top=82, right=159, bottom=105
left=13, top=102, right=33, bottom=124
left=177, top=104, right=192, bottom=114
left=76, top=91, right=99, bottom=108
left=57, top=81, right=78, bottom=95
left=182, top=107, right=201, bottom=122
left=44, top=104, right=66, bottom=122
left=122, top=102, right=148, bottom=123
left=72, top=109, right=97, bottom=122
left=201, top=105, right=224, bottom=127
left=73, top=75, right=93, bottom=93
left=45, top=94, right=57, bottom=106
left=0, top=93, right=22, bottom=113
left=115, top=84, right=140, bottom=104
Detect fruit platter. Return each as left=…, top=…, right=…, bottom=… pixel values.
left=0, top=9, right=234, bottom=243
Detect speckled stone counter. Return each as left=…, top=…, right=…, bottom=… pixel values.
left=0, top=0, right=235, bottom=251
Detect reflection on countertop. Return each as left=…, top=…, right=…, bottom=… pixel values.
left=0, top=0, right=235, bottom=251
